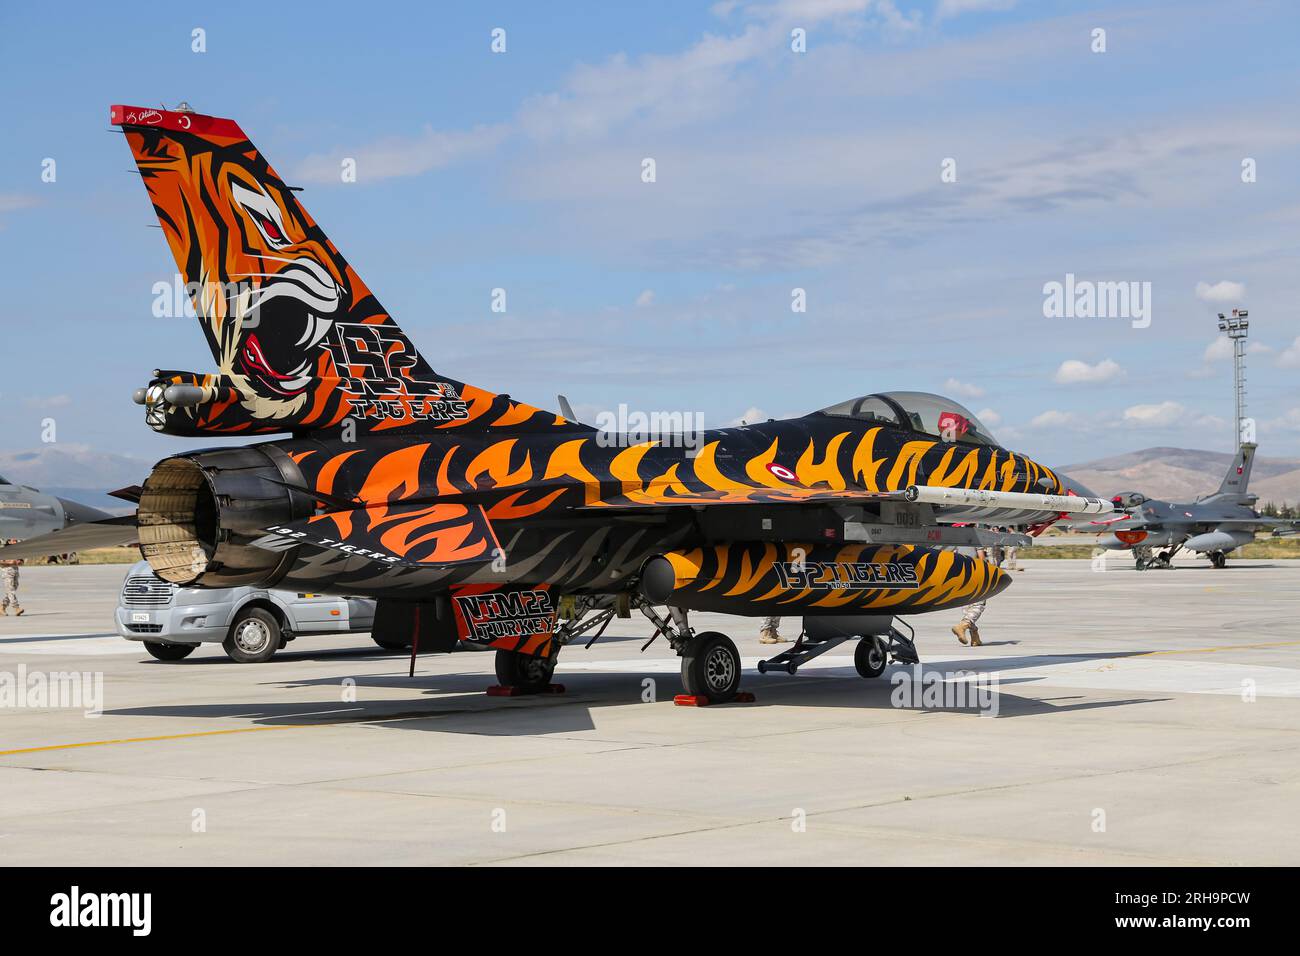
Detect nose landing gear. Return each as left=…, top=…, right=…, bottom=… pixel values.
left=757, top=621, right=917, bottom=680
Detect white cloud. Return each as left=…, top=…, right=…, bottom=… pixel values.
left=21, top=394, right=71, bottom=410
left=943, top=377, right=985, bottom=399
left=1205, top=337, right=1272, bottom=362
left=1123, top=401, right=1185, bottom=427
left=1053, top=358, right=1124, bottom=385
left=1264, top=407, right=1300, bottom=432
left=635, top=289, right=655, bottom=307
left=1278, top=336, right=1300, bottom=369
left=1194, top=280, right=1246, bottom=303
left=936, top=0, right=1017, bottom=21
left=294, top=124, right=508, bottom=185
left=1204, top=337, right=1233, bottom=362
left=975, top=407, right=1001, bottom=427
left=1029, top=410, right=1074, bottom=429
left=730, top=406, right=766, bottom=425
left=0, top=193, right=39, bottom=230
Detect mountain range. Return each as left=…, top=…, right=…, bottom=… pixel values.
left=1060, top=446, right=1300, bottom=505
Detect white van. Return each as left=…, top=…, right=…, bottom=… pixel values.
left=115, top=560, right=376, bottom=663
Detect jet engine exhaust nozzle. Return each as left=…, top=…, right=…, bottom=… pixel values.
left=135, top=446, right=313, bottom=588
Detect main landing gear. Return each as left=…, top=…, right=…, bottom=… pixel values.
left=634, top=602, right=747, bottom=704
left=757, top=620, right=918, bottom=680
left=1134, top=544, right=1181, bottom=570
left=493, top=649, right=559, bottom=695
left=1208, top=550, right=1229, bottom=569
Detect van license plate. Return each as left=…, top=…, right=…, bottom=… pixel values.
left=131, top=612, right=151, bottom=623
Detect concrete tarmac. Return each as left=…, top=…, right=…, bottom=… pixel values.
left=2, top=556, right=1298, bottom=866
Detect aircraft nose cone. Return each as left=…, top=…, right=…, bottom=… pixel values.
left=988, top=564, right=1012, bottom=598
left=56, top=497, right=113, bottom=526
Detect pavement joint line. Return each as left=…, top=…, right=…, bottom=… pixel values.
left=470, top=745, right=1300, bottom=866
left=476, top=813, right=1224, bottom=867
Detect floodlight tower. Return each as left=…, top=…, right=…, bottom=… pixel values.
left=1217, top=309, right=1249, bottom=450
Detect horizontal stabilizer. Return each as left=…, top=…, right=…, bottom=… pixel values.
left=109, top=484, right=144, bottom=503
left=252, top=501, right=500, bottom=569
left=0, top=516, right=138, bottom=559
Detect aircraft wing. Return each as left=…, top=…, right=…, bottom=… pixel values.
left=0, top=516, right=138, bottom=559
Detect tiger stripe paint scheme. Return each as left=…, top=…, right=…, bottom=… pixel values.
left=645, top=544, right=1005, bottom=616
left=196, top=414, right=1048, bottom=602
left=112, top=105, right=564, bottom=438
left=111, top=105, right=1066, bottom=660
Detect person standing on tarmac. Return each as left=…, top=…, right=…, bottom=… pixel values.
left=1002, top=526, right=1022, bottom=571
left=952, top=542, right=1001, bottom=647
left=759, top=616, right=785, bottom=644
left=1, top=539, right=24, bottom=617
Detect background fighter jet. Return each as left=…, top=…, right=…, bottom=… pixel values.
left=1074, top=443, right=1299, bottom=569
left=8, top=105, right=1114, bottom=701
left=0, top=473, right=118, bottom=558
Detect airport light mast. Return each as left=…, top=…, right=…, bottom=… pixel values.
left=1217, top=309, right=1249, bottom=450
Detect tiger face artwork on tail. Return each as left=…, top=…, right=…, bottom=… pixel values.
left=114, top=105, right=563, bottom=438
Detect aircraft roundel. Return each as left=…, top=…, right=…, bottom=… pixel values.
left=766, top=462, right=800, bottom=483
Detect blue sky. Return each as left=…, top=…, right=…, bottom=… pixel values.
left=1, top=0, right=1298, bottom=478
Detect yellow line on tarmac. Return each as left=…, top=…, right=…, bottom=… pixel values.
left=0, top=724, right=314, bottom=757
left=1133, top=640, right=1300, bottom=657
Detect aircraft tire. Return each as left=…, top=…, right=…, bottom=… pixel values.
left=681, top=632, right=741, bottom=702
left=1210, top=551, right=1227, bottom=569
left=143, top=641, right=196, bottom=661
left=495, top=649, right=556, bottom=693
left=854, top=636, right=888, bottom=678
left=223, top=607, right=282, bottom=663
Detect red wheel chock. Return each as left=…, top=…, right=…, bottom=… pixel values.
left=673, top=692, right=756, bottom=707
left=486, top=683, right=567, bottom=697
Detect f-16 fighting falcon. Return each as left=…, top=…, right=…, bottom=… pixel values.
left=7, top=104, right=1113, bottom=702
left=1074, top=443, right=1299, bottom=570
left=0, top=473, right=118, bottom=556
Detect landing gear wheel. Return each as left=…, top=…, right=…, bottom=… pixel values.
left=1210, top=551, right=1227, bottom=569
left=681, top=632, right=741, bottom=703
left=223, top=607, right=282, bottom=663
left=1134, top=557, right=1147, bottom=570
left=854, top=636, right=888, bottom=679
left=372, top=635, right=410, bottom=651
left=495, top=649, right=556, bottom=693
left=144, top=641, right=195, bottom=661
left=1156, top=552, right=1173, bottom=569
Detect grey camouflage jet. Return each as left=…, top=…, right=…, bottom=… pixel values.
left=0, top=473, right=119, bottom=557
left=1069, top=444, right=1298, bottom=569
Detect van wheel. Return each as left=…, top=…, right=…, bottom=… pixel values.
left=144, top=641, right=196, bottom=662
left=223, top=608, right=281, bottom=663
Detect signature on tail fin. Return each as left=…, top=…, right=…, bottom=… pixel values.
left=112, top=104, right=566, bottom=438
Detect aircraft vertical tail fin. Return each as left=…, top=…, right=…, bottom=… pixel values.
left=111, top=104, right=568, bottom=438
left=1213, top=442, right=1256, bottom=501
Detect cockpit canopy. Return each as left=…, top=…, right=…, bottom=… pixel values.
left=816, top=391, right=1001, bottom=447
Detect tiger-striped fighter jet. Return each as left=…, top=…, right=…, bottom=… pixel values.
left=8, top=105, right=1111, bottom=701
